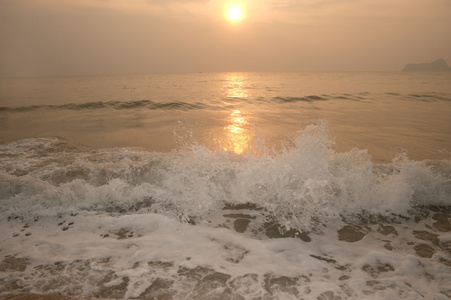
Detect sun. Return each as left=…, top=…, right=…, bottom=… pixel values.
left=226, top=4, right=244, bottom=22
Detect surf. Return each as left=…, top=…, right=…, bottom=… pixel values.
left=1, top=122, right=449, bottom=233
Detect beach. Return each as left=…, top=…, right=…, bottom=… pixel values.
left=1, top=72, right=451, bottom=299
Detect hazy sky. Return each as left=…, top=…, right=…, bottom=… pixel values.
left=1, top=0, right=450, bottom=76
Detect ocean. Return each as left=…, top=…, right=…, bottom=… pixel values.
left=0, top=72, right=451, bottom=299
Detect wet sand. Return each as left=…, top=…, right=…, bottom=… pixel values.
left=0, top=292, right=108, bottom=300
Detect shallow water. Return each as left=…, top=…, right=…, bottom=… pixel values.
left=1, top=72, right=451, bottom=299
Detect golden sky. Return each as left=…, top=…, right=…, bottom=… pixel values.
left=1, top=0, right=450, bottom=76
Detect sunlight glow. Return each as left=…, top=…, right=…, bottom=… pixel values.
left=226, top=4, right=244, bottom=21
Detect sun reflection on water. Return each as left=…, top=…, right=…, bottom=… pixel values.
left=223, top=73, right=249, bottom=98
left=224, top=110, right=251, bottom=154
left=215, top=74, right=256, bottom=154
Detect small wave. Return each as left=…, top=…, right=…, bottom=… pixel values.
left=0, top=100, right=210, bottom=112
left=272, top=94, right=371, bottom=103
left=273, top=95, right=328, bottom=103
left=404, top=93, right=451, bottom=102
left=152, top=102, right=208, bottom=110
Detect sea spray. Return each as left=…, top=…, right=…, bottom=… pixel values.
left=1, top=123, right=450, bottom=233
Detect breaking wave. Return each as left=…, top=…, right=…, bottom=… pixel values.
left=1, top=123, right=450, bottom=232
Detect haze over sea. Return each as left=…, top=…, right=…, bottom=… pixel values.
left=1, top=72, right=451, bottom=299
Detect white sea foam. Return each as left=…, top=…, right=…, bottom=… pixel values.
left=1, top=123, right=450, bottom=229
left=2, top=210, right=451, bottom=298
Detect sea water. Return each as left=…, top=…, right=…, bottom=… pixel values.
left=1, top=72, right=451, bottom=299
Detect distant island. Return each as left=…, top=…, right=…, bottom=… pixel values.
left=403, top=58, right=451, bottom=72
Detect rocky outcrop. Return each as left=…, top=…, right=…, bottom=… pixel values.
left=403, top=58, right=451, bottom=72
